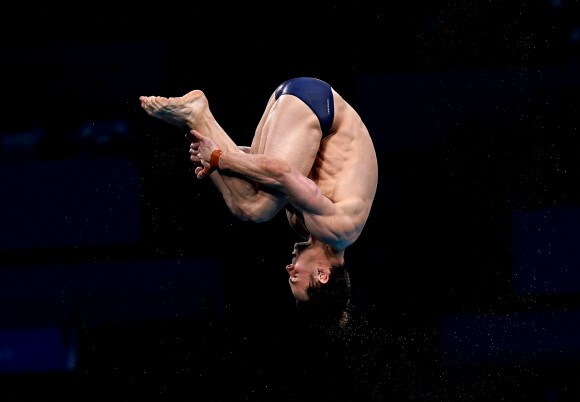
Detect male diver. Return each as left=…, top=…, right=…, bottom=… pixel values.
left=140, top=77, right=378, bottom=325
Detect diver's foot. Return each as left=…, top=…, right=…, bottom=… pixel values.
left=139, top=90, right=208, bottom=130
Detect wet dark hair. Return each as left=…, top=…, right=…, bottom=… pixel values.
left=295, top=263, right=351, bottom=326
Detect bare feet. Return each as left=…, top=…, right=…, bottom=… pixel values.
left=139, top=90, right=208, bottom=131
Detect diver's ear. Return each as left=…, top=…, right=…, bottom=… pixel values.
left=317, top=268, right=329, bottom=284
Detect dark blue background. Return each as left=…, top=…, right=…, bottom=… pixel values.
left=1, top=1, right=580, bottom=400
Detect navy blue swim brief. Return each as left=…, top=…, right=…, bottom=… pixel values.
left=274, top=77, right=334, bottom=137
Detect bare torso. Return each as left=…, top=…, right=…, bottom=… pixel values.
left=255, top=88, right=378, bottom=250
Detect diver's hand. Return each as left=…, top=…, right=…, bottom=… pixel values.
left=186, top=129, right=219, bottom=179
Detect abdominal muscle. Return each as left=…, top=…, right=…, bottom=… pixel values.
left=287, top=93, right=378, bottom=246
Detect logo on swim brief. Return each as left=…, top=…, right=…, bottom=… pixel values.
left=327, top=99, right=330, bottom=115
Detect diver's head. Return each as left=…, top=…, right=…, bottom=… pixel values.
left=286, top=237, right=350, bottom=325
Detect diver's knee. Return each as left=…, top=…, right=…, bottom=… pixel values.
left=236, top=199, right=276, bottom=223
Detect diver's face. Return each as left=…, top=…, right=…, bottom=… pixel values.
left=285, top=240, right=318, bottom=301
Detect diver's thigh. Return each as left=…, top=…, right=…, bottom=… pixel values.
left=260, top=95, right=323, bottom=176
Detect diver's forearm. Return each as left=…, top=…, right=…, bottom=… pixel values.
left=218, top=152, right=288, bottom=190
